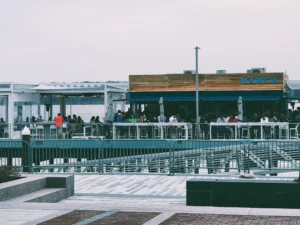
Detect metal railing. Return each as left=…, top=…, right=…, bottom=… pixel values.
left=1, top=122, right=300, bottom=140
left=0, top=139, right=300, bottom=177
left=100, top=140, right=172, bottom=175
left=247, top=140, right=300, bottom=175
left=30, top=139, right=101, bottom=173
left=171, top=140, right=247, bottom=175
left=0, top=140, right=30, bottom=172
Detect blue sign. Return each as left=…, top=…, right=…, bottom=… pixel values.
left=241, top=77, right=279, bottom=84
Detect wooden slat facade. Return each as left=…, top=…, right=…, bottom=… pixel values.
left=129, top=73, right=287, bottom=92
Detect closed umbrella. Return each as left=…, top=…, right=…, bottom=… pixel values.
left=106, top=96, right=114, bottom=122
left=159, top=97, right=165, bottom=122
left=238, top=96, right=243, bottom=121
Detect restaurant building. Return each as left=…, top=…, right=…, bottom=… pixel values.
left=128, top=71, right=288, bottom=121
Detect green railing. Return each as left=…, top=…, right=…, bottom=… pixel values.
left=30, top=139, right=101, bottom=173
left=0, top=139, right=300, bottom=177
left=171, top=140, right=247, bottom=175
left=0, top=140, right=30, bottom=172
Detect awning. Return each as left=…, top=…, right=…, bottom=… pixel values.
left=287, top=80, right=300, bottom=99
left=129, top=91, right=282, bottom=102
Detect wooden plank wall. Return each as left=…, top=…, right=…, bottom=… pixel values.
left=129, top=73, right=286, bottom=92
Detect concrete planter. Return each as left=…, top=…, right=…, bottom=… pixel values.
left=0, top=174, right=74, bottom=203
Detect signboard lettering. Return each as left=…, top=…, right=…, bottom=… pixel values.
left=241, top=77, right=278, bottom=84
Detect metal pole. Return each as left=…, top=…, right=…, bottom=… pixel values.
left=195, top=46, right=200, bottom=124
left=195, top=46, right=200, bottom=139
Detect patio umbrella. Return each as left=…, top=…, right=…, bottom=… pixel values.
left=106, top=95, right=114, bottom=122
left=238, top=96, right=243, bottom=121
left=159, top=97, right=165, bottom=122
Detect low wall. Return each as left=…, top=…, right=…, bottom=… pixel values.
left=0, top=174, right=74, bottom=202
left=187, top=178, right=300, bottom=208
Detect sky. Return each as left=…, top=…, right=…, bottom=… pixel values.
left=0, top=0, right=299, bottom=83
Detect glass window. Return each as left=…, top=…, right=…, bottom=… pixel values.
left=0, top=95, right=8, bottom=122
left=0, top=95, right=8, bottom=138
left=14, top=101, right=40, bottom=131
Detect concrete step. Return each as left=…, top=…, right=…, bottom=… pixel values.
left=4, top=188, right=65, bottom=203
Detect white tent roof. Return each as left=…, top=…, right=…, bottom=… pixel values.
left=287, top=80, right=300, bottom=89
left=30, top=82, right=128, bottom=94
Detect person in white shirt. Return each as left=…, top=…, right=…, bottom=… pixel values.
left=260, top=113, right=269, bottom=123
left=169, top=115, right=176, bottom=123
left=169, top=115, right=178, bottom=138
left=260, top=113, right=270, bottom=138
left=217, top=115, right=226, bottom=123
left=216, top=114, right=226, bottom=138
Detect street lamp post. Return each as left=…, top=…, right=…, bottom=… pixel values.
left=195, top=46, right=200, bottom=138
left=195, top=46, right=200, bottom=124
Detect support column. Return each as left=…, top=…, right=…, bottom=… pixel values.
left=60, top=96, right=66, bottom=117
left=49, top=95, right=53, bottom=121
left=104, top=85, right=108, bottom=119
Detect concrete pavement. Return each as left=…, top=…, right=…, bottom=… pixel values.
left=1, top=174, right=300, bottom=224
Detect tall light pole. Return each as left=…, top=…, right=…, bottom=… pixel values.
left=195, top=46, right=200, bottom=124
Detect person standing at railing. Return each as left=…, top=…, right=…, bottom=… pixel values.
left=115, top=112, right=125, bottom=137
left=250, top=113, right=260, bottom=139
left=228, top=114, right=238, bottom=139
left=270, top=113, right=280, bottom=138
left=294, top=111, right=300, bottom=123
left=260, top=113, right=269, bottom=123
left=25, top=117, right=30, bottom=128
left=279, top=113, right=287, bottom=122
left=129, top=114, right=137, bottom=123
left=55, top=113, right=63, bottom=139
left=128, top=114, right=137, bottom=138
left=216, top=114, right=226, bottom=139
left=169, top=115, right=178, bottom=138
left=260, top=113, right=270, bottom=139
left=200, top=114, right=209, bottom=139
left=139, top=113, right=147, bottom=122
left=0, top=118, right=6, bottom=138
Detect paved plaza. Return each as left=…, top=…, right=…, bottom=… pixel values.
left=1, top=175, right=300, bottom=224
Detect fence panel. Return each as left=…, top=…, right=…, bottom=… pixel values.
left=100, top=140, right=172, bottom=175
left=0, top=140, right=30, bottom=172
left=30, top=139, right=101, bottom=173
left=171, top=140, right=247, bottom=175
left=247, top=140, right=300, bottom=176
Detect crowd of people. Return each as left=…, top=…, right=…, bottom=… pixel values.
left=201, top=111, right=290, bottom=139
left=3, top=107, right=300, bottom=139
left=113, top=110, right=184, bottom=123
left=53, top=113, right=110, bottom=138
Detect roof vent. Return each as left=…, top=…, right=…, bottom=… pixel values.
left=183, top=70, right=196, bottom=74
left=249, top=68, right=266, bottom=73
left=216, top=70, right=226, bottom=74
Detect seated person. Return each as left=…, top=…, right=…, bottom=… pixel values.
left=216, top=114, right=226, bottom=138
left=0, top=118, right=6, bottom=138
left=217, top=114, right=226, bottom=123
left=250, top=113, right=260, bottom=139
left=227, top=114, right=238, bottom=138
left=261, top=113, right=270, bottom=138
left=228, top=115, right=238, bottom=122
left=260, top=113, right=269, bottom=123
left=129, top=114, right=137, bottom=123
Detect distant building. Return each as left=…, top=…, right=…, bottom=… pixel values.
left=127, top=72, right=289, bottom=121
left=0, top=82, right=128, bottom=139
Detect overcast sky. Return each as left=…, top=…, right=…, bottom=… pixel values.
left=0, top=0, right=299, bottom=83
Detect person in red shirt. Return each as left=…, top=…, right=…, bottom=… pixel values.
left=55, top=113, right=63, bottom=139
left=227, top=114, right=238, bottom=138
left=228, top=115, right=238, bottom=122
